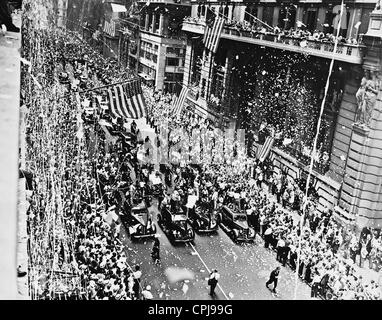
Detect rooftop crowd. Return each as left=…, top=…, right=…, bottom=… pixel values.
left=184, top=15, right=360, bottom=46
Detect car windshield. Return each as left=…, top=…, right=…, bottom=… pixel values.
left=234, top=214, right=247, bottom=221
left=132, top=209, right=147, bottom=215
left=173, top=220, right=187, bottom=229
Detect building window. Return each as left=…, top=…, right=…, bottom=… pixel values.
left=224, top=5, right=229, bottom=18
left=211, top=66, right=224, bottom=100
left=263, top=6, right=274, bottom=27
left=166, top=57, right=179, bottom=66
left=305, top=9, right=318, bottom=32
left=154, top=13, right=160, bottom=32
left=164, top=72, right=183, bottom=93
left=278, top=5, right=296, bottom=30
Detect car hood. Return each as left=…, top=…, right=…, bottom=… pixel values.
left=234, top=220, right=249, bottom=229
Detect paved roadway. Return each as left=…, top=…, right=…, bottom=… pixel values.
left=117, top=119, right=312, bottom=300
left=119, top=199, right=312, bottom=300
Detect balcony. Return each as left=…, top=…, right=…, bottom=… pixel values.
left=182, top=19, right=365, bottom=64
left=137, top=0, right=190, bottom=5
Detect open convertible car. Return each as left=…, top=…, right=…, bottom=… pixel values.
left=120, top=201, right=156, bottom=240
left=157, top=204, right=195, bottom=243
left=218, top=202, right=256, bottom=243
left=188, top=204, right=219, bottom=233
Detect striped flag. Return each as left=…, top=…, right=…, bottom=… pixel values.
left=107, top=80, right=147, bottom=119
left=172, top=86, right=189, bottom=117
left=103, top=20, right=116, bottom=37
left=124, top=80, right=146, bottom=118
left=203, top=17, right=225, bottom=53
left=258, top=136, right=274, bottom=162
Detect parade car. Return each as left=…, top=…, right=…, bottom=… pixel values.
left=120, top=201, right=156, bottom=240
left=188, top=205, right=219, bottom=233
left=218, top=203, right=256, bottom=242
left=157, top=205, right=195, bottom=243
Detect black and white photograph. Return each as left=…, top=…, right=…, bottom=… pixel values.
left=1, top=0, right=382, bottom=309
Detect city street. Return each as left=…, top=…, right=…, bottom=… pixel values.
left=120, top=200, right=312, bottom=300
left=12, top=0, right=382, bottom=302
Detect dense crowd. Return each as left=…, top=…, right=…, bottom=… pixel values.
left=184, top=16, right=360, bottom=45
left=23, top=19, right=155, bottom=299
left=142, top=86, right=381, bottom=300
left=22, top=1, right=380, bottom=300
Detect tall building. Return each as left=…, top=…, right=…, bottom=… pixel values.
left=123, top=0, right=191, bottom=92
left=182, top=0, right=382, bottom=230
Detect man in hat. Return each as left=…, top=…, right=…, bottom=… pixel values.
left=132, top=265, right=142, bottom=299
left=266, top=266, right=280, bottom=293
left=141, top=285, right=154, bottom=300
left=208, top=269, right=220, bottom=296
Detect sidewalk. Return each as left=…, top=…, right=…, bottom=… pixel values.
left=258, top=182, right=382, bottom=286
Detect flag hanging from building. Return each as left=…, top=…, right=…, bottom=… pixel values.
left=258, top=136, right=274, bottom=162
left=172, top=86, right=189, bottom=117
left=107, top=80, right=147, bottom=119
left=203, top=17, right=225, bottom=53
left=103, top=20, right=116, bottom=37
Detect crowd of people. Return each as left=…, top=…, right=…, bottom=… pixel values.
left=22, top=12, right=157, bottom=299
left=141, top=85, right=381, bottom=300
left=184, top=15, right=360, bottom=46
left=22, top=1, right=380, bottom=300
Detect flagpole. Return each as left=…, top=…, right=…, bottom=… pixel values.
left=57, top=77, right=141, bottom=100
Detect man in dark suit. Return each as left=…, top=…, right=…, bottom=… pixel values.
left=266, top=266, right=280, bottom=293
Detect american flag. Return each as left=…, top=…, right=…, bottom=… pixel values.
left=103, top=20, right=116, bottom=37
left=258, top=136, right=274, bottom=162
left=172, top=86, right=189, bottom=117
left=203, top=17, right=225, bottom=53
left=107, top=80, right=147, bottom=119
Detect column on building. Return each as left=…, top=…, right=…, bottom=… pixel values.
left=162, top=14, right=169, bottom=37
left=191, top=4, right=198, bottom=18
left=155, top=41, right=166, bottom=91
left=183, top=40, right=193, bottom=87
left=347, top=8, right=362, bottom=39
left=228, top=5, right=233, bottom=21
left=272, top=6, right=280, bottom=27
left=199, top=48, right=214, bottom=100
left=152, top=14, right=156, bottom=33
left=295, top=6, right=304, bottom=28
left=257, top=6, right=264, bottom=21
left=238, top=4, right=245, bottom=22
left=159, top=13, right=164, bottom=36
left=145, top=13, right=150, bottom=31
left=222, top=49, right=233, bottom=102
left=231, top=4, right=241, bottom=21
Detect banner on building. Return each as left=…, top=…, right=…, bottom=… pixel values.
left=203, top=17, right=225, bottom=53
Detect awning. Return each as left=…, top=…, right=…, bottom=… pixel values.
left=111, top=3, right=127, bottom=13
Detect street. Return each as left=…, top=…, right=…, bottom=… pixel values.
left=120, top=199, right=312, bottom=300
